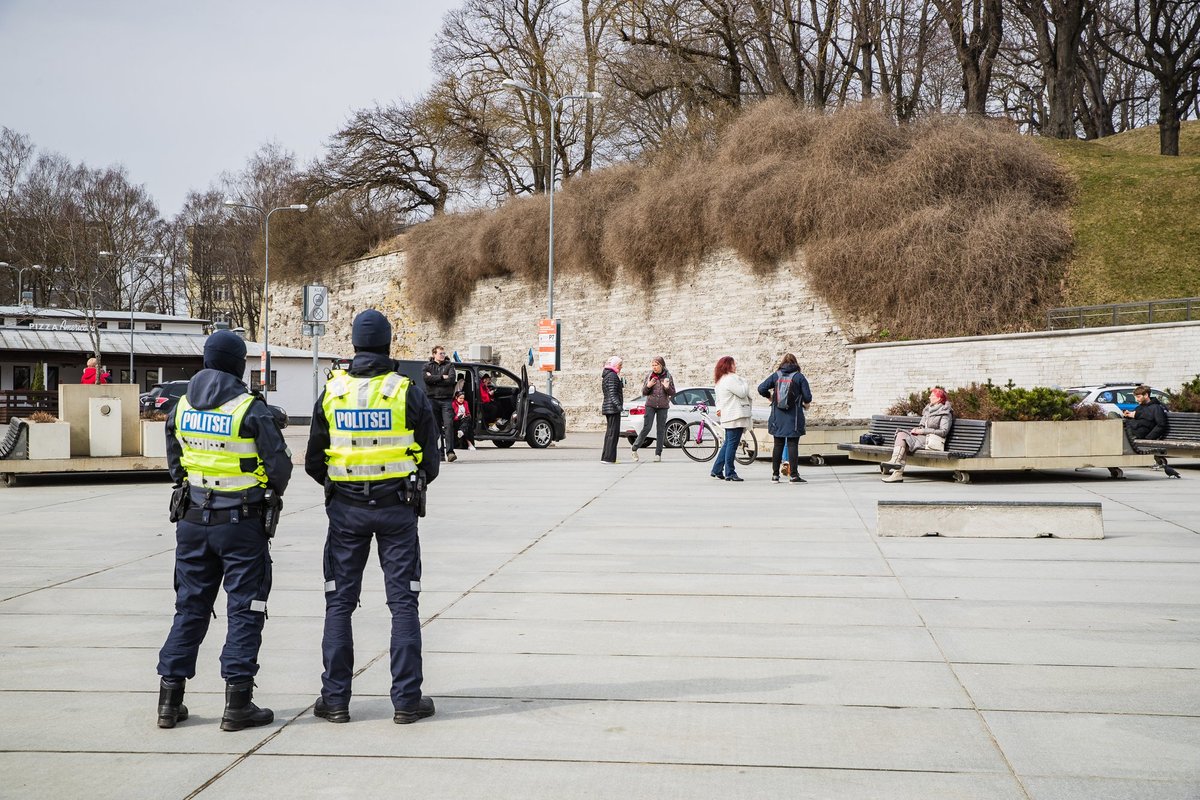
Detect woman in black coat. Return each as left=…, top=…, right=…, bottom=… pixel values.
left=600, top=356, right=625, bottom=463
left=757, top=353, right=813, bottom=483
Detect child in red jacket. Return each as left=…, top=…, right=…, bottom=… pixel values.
left=452, top=390, right=475, bottom=450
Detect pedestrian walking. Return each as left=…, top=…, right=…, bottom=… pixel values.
left=758, top=353, right=813, bottom=483
left=631, top=356, right=675, bottom=461
left=600, top=356, right=624, bottom=463
left=423, top=345, right=457, bottom=462
left=305, top=310, right=442, bottom=724
left=155, top=329, right=293, bottom=731
left=709, top=356, right=752, bottom=481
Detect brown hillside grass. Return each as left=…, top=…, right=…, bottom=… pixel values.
left=405, top=100, right=1073, bottom=336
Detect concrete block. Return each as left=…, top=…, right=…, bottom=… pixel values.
left=58, top=384, right=140, bottom=456
left=88, top=398, right=122, bottom=457
left=877, top=500, right=1103, bottom=539
left=140, top=421, right=167, bottom=458
left=25, top=422, right=71, bottom=460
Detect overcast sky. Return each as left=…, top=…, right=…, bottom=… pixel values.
left=0, top=0, right=459, bottom=216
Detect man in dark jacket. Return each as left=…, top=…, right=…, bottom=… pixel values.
left=305, top=310, right=441, bottom=725
left=423, top=345, right=457, bottom=462
left=157, top=329, right=293, bottom=732
left=1124, top=386, right=1168, bottom=440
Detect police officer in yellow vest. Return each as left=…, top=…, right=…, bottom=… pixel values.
left=305, top=310, right=441, bottom=724
left=156, top=329, right=293, bottom=731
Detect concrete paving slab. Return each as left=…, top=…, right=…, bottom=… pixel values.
left=1022, top=775, right=1200, bottom=800
left=440, top=592, right=924, bottom=626
left=889, top=558, right=1200, bottom=580
left=199, top=754, right=1027, bottom=800
left=901, top=576, right=1200, bottom=604
left=984, top=710, right=1200, bottom=781
left=258, top=697, right=1011, bottom=774
left=425, top=618, right=945, bottom=662
left=931, top=626, right=1200, bottom=669
left=477, top=570, right=907, bottom=598
left=397, top=651, right=974, bottom=709
left=954, top=663, right=1200, bottom=715
left=507, top=552, right=895, bottom=576
left=913, top=599, right=1200, bottom=632
left=4, top=752, right=237, bottom=800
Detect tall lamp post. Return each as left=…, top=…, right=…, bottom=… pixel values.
left=500, top=79, right=602, bottom=399
left=1, top=262, right=44, bottom=305
left=100, top=251, right=165, bottom=386
left=222, top=201, right=309, bottom=399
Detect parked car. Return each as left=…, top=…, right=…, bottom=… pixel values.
left=622, top=385, right=771, bottom=448
left=139, top=381, right=189, bottom=415
left=392, top=360, right=567, bottom=449
left=1066, top=383, right=1170, bottom=417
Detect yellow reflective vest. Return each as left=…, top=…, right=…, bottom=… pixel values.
left=323, top=371, right=421, bottom=482
left=174, top=393, right=267, bottom=492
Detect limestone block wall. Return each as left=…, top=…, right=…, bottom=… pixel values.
left=268, top=244, right=865, bottom=429
left=850, top=321, right=1200, bottom=416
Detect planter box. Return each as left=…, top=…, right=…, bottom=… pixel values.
left=27, top=421, right=71, bottom=460
left=988, top=419, right=1126, bottom=458
left=141, top=420, right=167, bottom=458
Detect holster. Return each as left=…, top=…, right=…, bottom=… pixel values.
left=323, top=480, right=335, bottom=508
left=262, top=489, right=283, bottom=539
left=168, top=481, right=191, bottom=523
left=406, top=471, right=428, bottom=518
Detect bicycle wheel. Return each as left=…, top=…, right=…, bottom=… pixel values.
left=682, top=421, right=719, bottom=462
left=735, top=429, right=758, bottom=465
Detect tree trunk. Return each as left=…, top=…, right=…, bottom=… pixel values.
left=1159, top=97, right=1180, bottom=156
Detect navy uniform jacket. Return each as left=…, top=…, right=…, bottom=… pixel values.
left=166, top=368, right=294, bottom=510
left=305, top=351, right=442, bottom=500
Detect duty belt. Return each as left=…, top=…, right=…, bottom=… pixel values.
left=183, top=506, right=263, bottom=525
left=330, top=490, right=407, bottom=509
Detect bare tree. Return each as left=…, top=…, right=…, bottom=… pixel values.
left=1101, top=0, right=1200, bottom=155
left=930, top=0, right=1004, bottom=115
left=1011, top=0, right=1094, bottom=139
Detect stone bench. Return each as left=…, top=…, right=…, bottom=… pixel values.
left=877, top=500, right=1104, bottom=538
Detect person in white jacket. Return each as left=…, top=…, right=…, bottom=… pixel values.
left=710, top=356, right=753, bottom=481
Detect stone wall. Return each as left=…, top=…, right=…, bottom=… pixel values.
left=850, top=321, right=1200, bottom=416
left=268, top=243, right=865, bottom=429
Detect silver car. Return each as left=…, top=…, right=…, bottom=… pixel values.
left=622, top=385, right=770, bottom=448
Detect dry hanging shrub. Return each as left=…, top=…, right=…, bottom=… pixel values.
left=708, top=156, right=811, bottom=271
left=28, top=411, right=58, bottom=423
left=715, top=98, right=824, bottom=166
left=555, top=164, right=641, bottom=284
left=804, top=104, right=913, bottom=177
left=601, top=160, right=717, bottom=289
left=406, top=211, right=490, bottom=324
left=492, top=193, right=551, bottom=284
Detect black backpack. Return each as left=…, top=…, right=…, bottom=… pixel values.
left=775, top=371, right=800, bottom=410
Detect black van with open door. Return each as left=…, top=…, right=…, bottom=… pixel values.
left=392, top=360, right=567, bottom=449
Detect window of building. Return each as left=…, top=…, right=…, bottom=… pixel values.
left=213, top=285, right=231, bottom=303
left=145, top=322, right=162, bottom=331
left=95, top=321, right=108, bottom=329
left=13, top=366, right=33, bottom=390
left=250, top=370, right=277, bottom=392
left=118, top=320, right=132, bottom=330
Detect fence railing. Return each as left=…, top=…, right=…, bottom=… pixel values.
left=1047, top=297, right=1200, bottom=330
left=0, top=391, right=58, bottom=425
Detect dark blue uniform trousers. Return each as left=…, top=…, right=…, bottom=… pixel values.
left=157, top=517, right=273, bottom=682
left=321, top=499, right=423, bottom=710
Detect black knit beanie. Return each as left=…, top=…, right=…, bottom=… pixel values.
left=351, top=309, right=392, bottom=355
left=203, top=329, right=247, bottom=376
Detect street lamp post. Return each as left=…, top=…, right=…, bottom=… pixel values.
left=500, top=79, right=602, bottom=399
left=222, top=201, right=309, bottom=399
left=100, top=251, right=165, bottom=386
left=1, top=262, right=44, bottom=305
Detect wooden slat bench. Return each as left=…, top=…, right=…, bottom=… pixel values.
left=839, top=415, right=1157, bottom=482
left=1132, top=411, right=1200, bottom=470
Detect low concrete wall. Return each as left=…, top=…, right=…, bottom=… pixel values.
left=851, top=321, right=1200, bottom=416
left=58, top=384, right=141, bottom=456
left=877, top=500, right=1104, bottom=538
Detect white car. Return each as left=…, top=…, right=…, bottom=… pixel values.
left=622, top=385, right=771, bottom=448
left=1066, top=383, right=1170, bottom=417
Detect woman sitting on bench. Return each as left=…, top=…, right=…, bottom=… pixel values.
left=882, top=387, right=953, bottom=483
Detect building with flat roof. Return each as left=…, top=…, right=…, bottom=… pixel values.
left=0, top=306, right=336, bottom=420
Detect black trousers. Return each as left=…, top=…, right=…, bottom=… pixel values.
left=430, top=398, right=455, bottom=454
left=771, top=436, right=800, bottom=476
left=601, top=414, right=621, bottom=462
left=633, top=406, right=668, bottom=455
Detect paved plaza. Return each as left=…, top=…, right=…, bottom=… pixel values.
left=1, top=431, right=1198, bottom=799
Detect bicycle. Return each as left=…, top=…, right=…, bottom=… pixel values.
left=681, top=403, right=758, bottom=465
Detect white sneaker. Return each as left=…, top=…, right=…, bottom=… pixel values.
left=631, top=449, right=639, bottom=461
left=468, top=445, right=477, bottom=451
left=653, top=455, right=661, bottom=462
left=882, top=470, right=904, bottom=483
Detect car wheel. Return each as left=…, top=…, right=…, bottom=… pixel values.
left=664, top=419, right=688, bottom=448
left=526, top=418, right=554, bottom=449
left=493, top=440, right=515, bottom=448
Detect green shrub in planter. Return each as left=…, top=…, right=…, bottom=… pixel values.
left=1167, top=375, right=1200, bottom=413
left=888, top=380, right=1106, bottom=422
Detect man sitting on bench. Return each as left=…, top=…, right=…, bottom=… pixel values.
left=1123, top=385, right=1167, bottom=441
left=882, top=387, right=953, bottom=483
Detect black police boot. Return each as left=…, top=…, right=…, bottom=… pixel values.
left=157, top=677, right=189, bottom=729
left=313, top=697, right=350, bottom=724
left=220, top=680, right=274, bottom=732
left=393, top=695, right=436, bottom=725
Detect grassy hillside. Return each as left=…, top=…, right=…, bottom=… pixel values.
left=1044, top=121, right=1200, bottom=306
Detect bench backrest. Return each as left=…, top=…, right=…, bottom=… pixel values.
left=867, top=415, right=989, bottom=456
left=1165, top=411, right=1200, bottom=441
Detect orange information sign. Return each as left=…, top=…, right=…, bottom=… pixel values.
left=538, top=318, right=560, bottom=372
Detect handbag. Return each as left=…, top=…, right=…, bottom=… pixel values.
left=859, top=433, right=885, bottom=446
left=926, top=433, right=946, bottom=451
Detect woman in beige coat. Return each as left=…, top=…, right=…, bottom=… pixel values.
left=710, top=356, right=752, bottom=481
